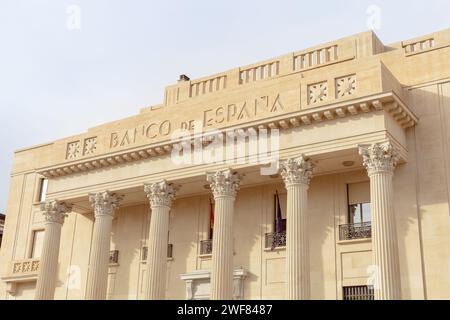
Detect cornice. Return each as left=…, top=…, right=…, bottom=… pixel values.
left=44, top=130, right=402, bottom=204
left=37, top=91, right=417, bottom=179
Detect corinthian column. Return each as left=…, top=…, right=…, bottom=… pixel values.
left=85, top=191, right=122, bottom=300
left=280, top=155, right=314, bottom=300
left=359, top=141, right=401, bottom=300
left=35, top=200, right=71, bottom=300
left=144, top=180, right=178, bottom=300
left=206, top=169, right=241, bottom=300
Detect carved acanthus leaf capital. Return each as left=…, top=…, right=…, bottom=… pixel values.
left=144, top=180, right=179, bottom=208
left=206, top=169, right=241, bottom=199
left=89, top=191, right=122, bottom=218
left=40, top=200, right=72, bottom=224
left=280, top=155, right=314, bottom=186
left=358, top=141, right=400, bottom=176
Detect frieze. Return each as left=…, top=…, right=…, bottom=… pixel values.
left=108, top=92, right=292, bottom=151
left=41, top=92, right=417, bottom=179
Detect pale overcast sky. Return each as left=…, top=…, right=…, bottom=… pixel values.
left=0, top=0, right=449, bottom=213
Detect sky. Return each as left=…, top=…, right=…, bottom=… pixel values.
left=0, top=0, right=449, bottom=213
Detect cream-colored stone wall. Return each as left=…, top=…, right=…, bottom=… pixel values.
left=1, top=28, right=450, bottom=300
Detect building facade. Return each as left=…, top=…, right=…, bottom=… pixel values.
left=1, top=29, right=450, bottom=300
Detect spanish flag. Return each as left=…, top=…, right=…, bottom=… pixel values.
left=275, top=190, right=284, bottom=233
left=210, top=198, right=215, bottom=239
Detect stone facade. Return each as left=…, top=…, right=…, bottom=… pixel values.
left=1, top=28, right=450, bottom=300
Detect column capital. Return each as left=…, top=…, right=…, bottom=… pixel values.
left=144, top=180, right=179, bottom=208
left=280, top=155, right=314, bottom=187
left=89, top=191, right=122, bottom=218
left=40, top=200, right=71, bottom=225
left=358, top=141, right=400, bottom=176
left=206, top=169, right=241, bottom=199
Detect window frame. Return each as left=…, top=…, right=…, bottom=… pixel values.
left=273, top=192, right=287, bottom=233
left=348, top=202, right=371, bottom=224
left=346, top=183, right=371, bottom=225
left=36, top=178, right=48, bottom=203
left=29, top=228, right=45, bottom=259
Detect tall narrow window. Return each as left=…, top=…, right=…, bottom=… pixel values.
left=265, top=191, right=287, bottom=249
left=199, top=199, right=214, bottom=255
left=347, top=182, right=371, bottom=223
left=273, top=191, right=287, bottom=233
left=339, top=182, right=372, bottom=240
left=38, top=178, right=48, bottom=203
left=209, top=198, right=214, bottom=240
left=30, top=229, right=45, bottom=258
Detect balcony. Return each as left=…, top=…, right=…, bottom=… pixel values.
left=265, top=231, right=286, bottom=250
left=200, top=239, right=212, bottom=255
left=339, top=222, right=371, bottom=241
left=109, top=250, right=119, bottom=265
left=1, top=258, right=40, bottom=295
left=343, top=285, right=374, bottom=300
left=141, top=244, right=174, bottom=261
left=10, top=259, right=40, bottom=276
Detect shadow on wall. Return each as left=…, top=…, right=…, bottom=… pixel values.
left=233, top=186, right=263, bottom=299
left=307, top=175, right=334, bottom=300
left=166, top=196, right=200, bottom=300
left=109, top=205, right=147, bottom=300
left=396, top=83, right=450, bottom=299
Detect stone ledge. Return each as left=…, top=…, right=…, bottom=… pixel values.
left=263, top=246, right=286, bottom=252
left=337, top=238, right=372, bottom=245
left=1, top=274, right=38, bottom=296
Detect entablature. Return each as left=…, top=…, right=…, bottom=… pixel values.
left=37, top=91, right=416, bottom=181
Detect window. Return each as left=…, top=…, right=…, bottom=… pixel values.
left=347, top=182, right=371, bottom=223
left=273, top=192, right=287, bottom=232
left=349, top=203, right=371, bottom=224
left=209, top=199, right=214, bottom=240
left=339, top=182, right=372, bottom=240
left=142, top=232, right=172, bottom=260
left=109, top=250, right=119, bottom=264
left=30, top=230, right=45, bottom=258
left=265, top=192, right=287, bottom=249
left=141, top=244, right=174, bottom=260
left=343, top=285, right=374, bottom=300
left=38, top=178, right=48, bottom=203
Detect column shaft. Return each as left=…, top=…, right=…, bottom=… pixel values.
left=286, top=183, right=310, bottom=299
left=207, top=169, right=240, bottom=300
left=35, top=200, right=70, bottom=300
left=85, top=214, right=113, bottom=300
left=35, top=223, right=62, bottom=299
left=359, top=141, right=401, bottom=300
left=280, top=155, right=313, bottom=300
left=145, top=205, right=170, bottom=299
left=85, top=191, right=121, bottom=300
left=210, top=195, right=234, bottom=300
left=144, top=180, right=178, bottom=300
left=370, top=172, right=401, bottom=300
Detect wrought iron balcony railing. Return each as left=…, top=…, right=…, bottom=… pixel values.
left=339, top=222, right=371, bottom=241
left=343, top=285, right=374, bottom=300
left=109, top=250, right=119, bottom=264
left=265, top=231, right=286, bottom=249
left=200, top=239, right=213, bottom=255
left=141, top=244, right=174, bottom=261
